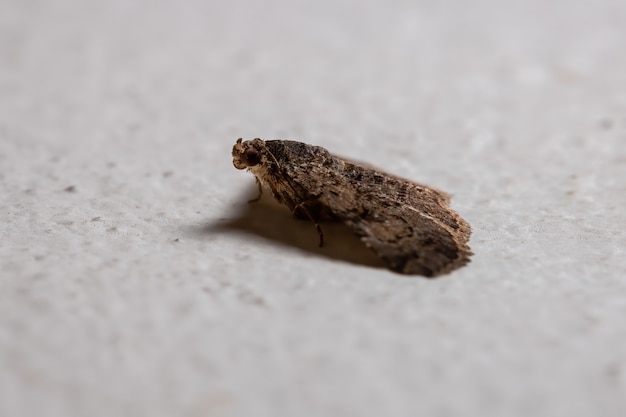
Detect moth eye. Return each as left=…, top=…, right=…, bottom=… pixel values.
left=244, top=149, right=262, bottom=166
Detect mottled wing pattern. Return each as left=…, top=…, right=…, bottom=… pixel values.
left=264, top=140, right=348, bottom=218
left=314, top=160, right=471, bottom=277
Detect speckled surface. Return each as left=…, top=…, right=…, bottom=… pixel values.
left=2, top=1, right=626, bottom=416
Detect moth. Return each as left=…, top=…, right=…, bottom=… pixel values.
left=232, top=138, right=472, bottom=277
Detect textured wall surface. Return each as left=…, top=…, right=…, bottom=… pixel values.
left=1, top=0, right=626, bottom=416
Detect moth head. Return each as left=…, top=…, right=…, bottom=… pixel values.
left=232, top=138, right=266, bottom=170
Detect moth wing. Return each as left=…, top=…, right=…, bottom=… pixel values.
left=342, top=200, right=471, bottom=277
left=333, top=156, right=452, bottom=205
left=315, top=170, right=471, bottom=277
left=265, top=145, right=471, bottom=276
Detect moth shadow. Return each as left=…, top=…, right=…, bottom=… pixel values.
left=204, top=186, right=386, bottom=270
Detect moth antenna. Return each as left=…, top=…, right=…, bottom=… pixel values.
left=265, top=148, right=282, bottom=172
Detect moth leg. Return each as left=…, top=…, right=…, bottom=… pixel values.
left=248, top=177, right=263, bottom=203
left=293, top=204, right=324, bottom=247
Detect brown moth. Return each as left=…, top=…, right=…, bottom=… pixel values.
left=232, top=138, right=472, bottom=277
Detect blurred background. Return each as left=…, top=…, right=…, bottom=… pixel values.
left=1, top=0, right=625, bottom=416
